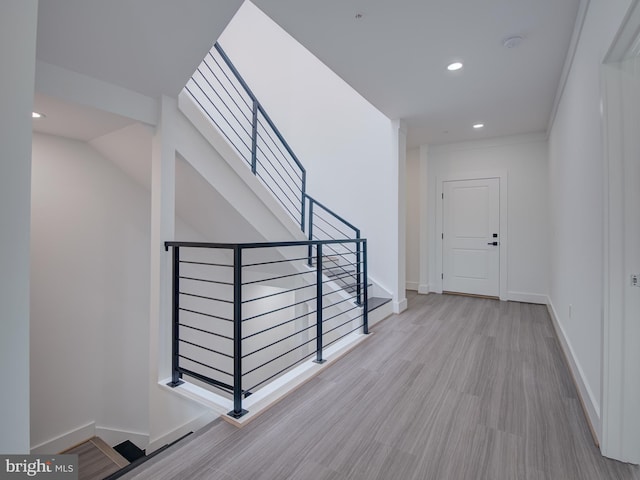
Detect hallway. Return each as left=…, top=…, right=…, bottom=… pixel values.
left=122, top=293, right=640, bottom=480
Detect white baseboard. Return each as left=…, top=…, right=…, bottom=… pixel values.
left=406, top=282, right=431, bottom=294
left=507, top=291, right=548, bottom=304
left=393, top=297, right=408, bottom=314
left=30, top=422, right=151, bottom=454
left=546, top=298, right=602, bottom=443
left=161, top=331, right=372, bottom=429
left=146, top=411, right=217, bottom=454
left=369, top=301, right=393, bottom=327
left=31, top=422, right=95, bottom=454
left=95, top=427, right=149, bottom=450
left=406, top=281, right=419, bottom=291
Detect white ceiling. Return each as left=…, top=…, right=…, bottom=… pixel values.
left=33, top=93, right=136, bottom=141
left=34, top=0, right=581, bottom=147
left=36, top=0, right=244, bottom=99
left=252, top=0, right=582, bottom=146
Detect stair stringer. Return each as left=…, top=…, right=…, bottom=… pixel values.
left=176, top=90, right=306, bottom=243
left=176, top=90, right=392, bottom=321
left=172, top=90, right=393, bottom=394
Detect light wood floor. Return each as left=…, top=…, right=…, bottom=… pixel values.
left=64, top=436, right=128, bottom=480
left=123, top=292, right=640, bottom=480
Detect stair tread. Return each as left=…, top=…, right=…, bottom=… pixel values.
left=367, top=297, right=392, bottom=312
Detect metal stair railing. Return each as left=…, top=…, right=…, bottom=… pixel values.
left=184, top=44, right=363, bottom=267
left=173, top=44, right=372, bottom=418
left=186, top=43, right=307, bottom=232
left=164, top=240, right=368, bottom=418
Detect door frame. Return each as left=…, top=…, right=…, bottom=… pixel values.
left=601, top=0, right=640, bottom=462
left=435, top=171, right=508, bottom=300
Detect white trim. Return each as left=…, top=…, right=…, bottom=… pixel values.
left=547, top=0, right=591, bottom=135
left=30, top=423, right=152, bottom=454
left=601, top=61, right=625, bottom=461
left=94, top=427, right=149, bottom=451
left=393, top=298, right=408, bottom=314
left=547, top=299, right=602, bottom=439
left=161, top=331, right=371, bottom=428
left=393, top=119, right=408, bottom=312
left=432, top=132, right=545, bottom=152
left=507, top=291, right=548, bottom=305
left=418, top=145, right=429, bottom=294
left=604, top=0, right=640, bottom=62
left=601, top=8, right=640, bottom=461
left=369, top=301, right=394, bottom=326
left=406, top=281, right=419, bottom=291
left=146, top=411, right=217, bottom=454
left=30, top=422, right=95, bottom=454
left=418, top=284, right=430, bottom=295
left=435, top=171, right=508, bottom=300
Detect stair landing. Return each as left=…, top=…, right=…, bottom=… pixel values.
left=63, top=436, right=128, bottom=480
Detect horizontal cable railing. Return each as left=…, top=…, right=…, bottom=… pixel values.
left=165, top=239, right=368, bottom=418
left=306, top=194, right=363, bottom=305
left=185, top=43, right=306, bottom=231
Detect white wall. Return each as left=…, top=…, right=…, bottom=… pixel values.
left=426, top=133, right=549, bottom=302
left=218, top=2, right=397, bottom=297
left=406, top=148, right=420, bottom=290
left=547, top=0, right=632, bottom=439
left=30, top=133, right=151, bottom=450
left=0, top=0, right=38, bottom=454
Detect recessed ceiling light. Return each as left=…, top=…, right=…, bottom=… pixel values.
left=447, top=62, right=463, bottom=71
left=32, top=112, right=45, bottom=119
left=473, top=123, right=484, bottom=129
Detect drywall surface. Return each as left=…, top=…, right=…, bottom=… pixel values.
left=427, top=133, right=549, bottom=302
left=406, top=148, right=421, bottom=289
left=218, top=1, right=397, bottom=296
left=30, top=133, right=151, bottom=450
left=547, top=0, right=632, bottom=435
left=0, top=0, right=37, bottom=454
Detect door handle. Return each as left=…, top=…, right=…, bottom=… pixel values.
left=487, top=241, right=499, bottom=246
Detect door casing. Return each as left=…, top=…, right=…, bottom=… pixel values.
left=442, top=178, right=500, bottom=297
left=434, top=171, right=508, bottom=300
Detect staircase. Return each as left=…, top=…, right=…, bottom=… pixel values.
left=163, top=41, right=392, bottom=419
left=62, top=437, right=130, bottom=480
left=183, top=41, right=392, bottom=314
left=315, top=257, right=391, bottom=315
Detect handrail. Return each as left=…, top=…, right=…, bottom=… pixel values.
left=304, top=194, right=359, bottom=234
left=185, top=42, right=363, bottom=243
left=165, top=240, right=368, bottom=418
left=213, top=44, right=307, bottom=175
left=165, top=238, right=365, bottom=250
left=305, top=195, right=363, bottom=305
left=174, top=44, right=372, bottom=418
left=186, top=43, right=307, bottom=231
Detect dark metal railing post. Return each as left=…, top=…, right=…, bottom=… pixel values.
left=251, top=99, right=258, bottom=175
left=307, top=198, right=314, bottom=266
left=314, top=243, right=326, bottom=364
left=362, top=240, right=369, bottom=334
left=355, top=231, right=362, bottom=306
left=168, top=246, right=184, bottom=387
left=300, top=172, right=307, bottom=232
left=229, top=246, right=248, bottom=418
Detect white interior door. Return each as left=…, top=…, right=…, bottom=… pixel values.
left=442, top=178, right=500, bottom=297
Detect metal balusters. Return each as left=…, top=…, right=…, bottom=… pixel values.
left=164, top=240, right=367, bottom=417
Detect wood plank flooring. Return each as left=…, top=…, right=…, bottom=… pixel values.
left=122, top=292, right=640, bottom=480
left=64, top=436, right=129, bottom=480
